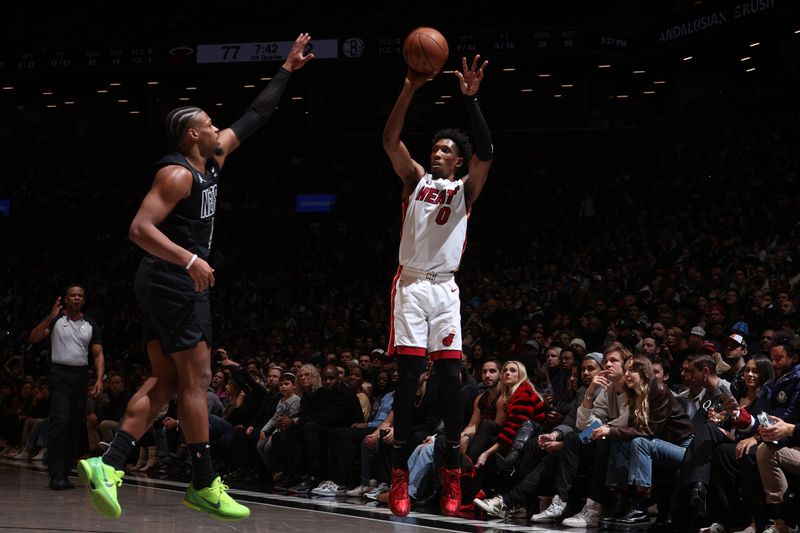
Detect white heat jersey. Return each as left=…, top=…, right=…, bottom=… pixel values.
left=399, top=173, right=468, bottom=273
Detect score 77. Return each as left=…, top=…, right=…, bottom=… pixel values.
left=221, top=45, right=241, bottom=60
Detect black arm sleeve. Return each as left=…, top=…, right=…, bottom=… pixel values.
left=464, top=95, right=493, bottom=161
left=229, top=67, right=292, bottom=142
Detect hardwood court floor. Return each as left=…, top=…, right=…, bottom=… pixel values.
left=0, top=461, right=557, bottom=533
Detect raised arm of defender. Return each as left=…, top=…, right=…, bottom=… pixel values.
left=217, top=33, right=315, bottom=163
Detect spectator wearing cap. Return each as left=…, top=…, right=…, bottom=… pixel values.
left=731, top=321, right=755, bottom=355
left=731, top=321, right=750, bottom=337
left=369, top=351, right=383, bottom=379
left=570, top=338, right=587, bottom=359
left=517, top=339, right=541, bottom=386
left=700, top=340, right=720, bottom=357
left=721, top=333, right=747, bottom=399
left=688, top=326, right=706, bottom=354
left=700, top=340, right=732, bottom=377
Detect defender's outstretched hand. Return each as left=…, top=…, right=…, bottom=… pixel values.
left=455, top=55, right=488, bottom=96
left=283, top=33, right=315, bottom=72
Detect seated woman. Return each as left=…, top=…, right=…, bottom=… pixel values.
left=598, top=356, right=693, bottom=526
left=473, top=350, right=607, bottom=524
left=462, top=361, right=546, bottom=504
left=685, top=356, right=774, bottom=533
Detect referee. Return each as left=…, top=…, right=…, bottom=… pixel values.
left=29, top=284, right=105, bottom=490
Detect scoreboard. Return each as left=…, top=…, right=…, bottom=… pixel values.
left=0, top=29, right=631, bottom=72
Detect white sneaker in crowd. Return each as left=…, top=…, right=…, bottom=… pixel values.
left=562, top=498, right=603, bottom=528
left=699, top=522, right=726, bottom=533
left=530, top=494, right=567, bottom=523
left=311, top=480, right=343, bottom=497
left=474, top=495, right=508, bottom=518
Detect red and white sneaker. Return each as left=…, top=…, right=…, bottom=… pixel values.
left=439, top=466, right=462, bottom=516
left=388, top=467, right=410, bottom=517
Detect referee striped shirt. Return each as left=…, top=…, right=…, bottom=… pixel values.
left=48, top=312, right=102, bottom=367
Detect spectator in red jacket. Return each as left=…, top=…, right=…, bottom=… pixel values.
left=463, top=360, right=546, bottom=503
left=493, top=361, right=547, bottom=455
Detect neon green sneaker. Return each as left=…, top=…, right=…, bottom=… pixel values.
left=182, top=476, right=250, bottom=521
left=77, top=456, right=124, bottom=518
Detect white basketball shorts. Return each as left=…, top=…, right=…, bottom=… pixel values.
left=388, top=267, right=462, bottom=360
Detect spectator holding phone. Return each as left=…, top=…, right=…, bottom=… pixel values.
left=532, top=347, right=632, bottom=526
left=734, top=332, right=800, bottom=533
left=600, top=356, right=693, bottom=527
left=474, top=348, right=630, bottom=527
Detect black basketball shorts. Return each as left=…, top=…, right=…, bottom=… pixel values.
left=134, top=256, right=212, bottom=355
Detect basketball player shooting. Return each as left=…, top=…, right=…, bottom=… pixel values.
left=382, top=54, right=492, bottom=517
left=76, top=34, right=313, bottom=522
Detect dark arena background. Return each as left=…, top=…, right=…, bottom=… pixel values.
left=1, top=1, right=800, bottom=532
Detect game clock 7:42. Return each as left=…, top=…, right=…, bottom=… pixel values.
left=197, top=39, right=338, bottom=64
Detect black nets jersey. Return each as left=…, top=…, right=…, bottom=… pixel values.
left=154, top=153, right=220, bottom=260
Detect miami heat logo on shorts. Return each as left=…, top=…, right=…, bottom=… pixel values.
left=443, top=327, right=456, bottom=347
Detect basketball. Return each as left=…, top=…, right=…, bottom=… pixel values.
left=402, top=27, right=449, bottom=75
